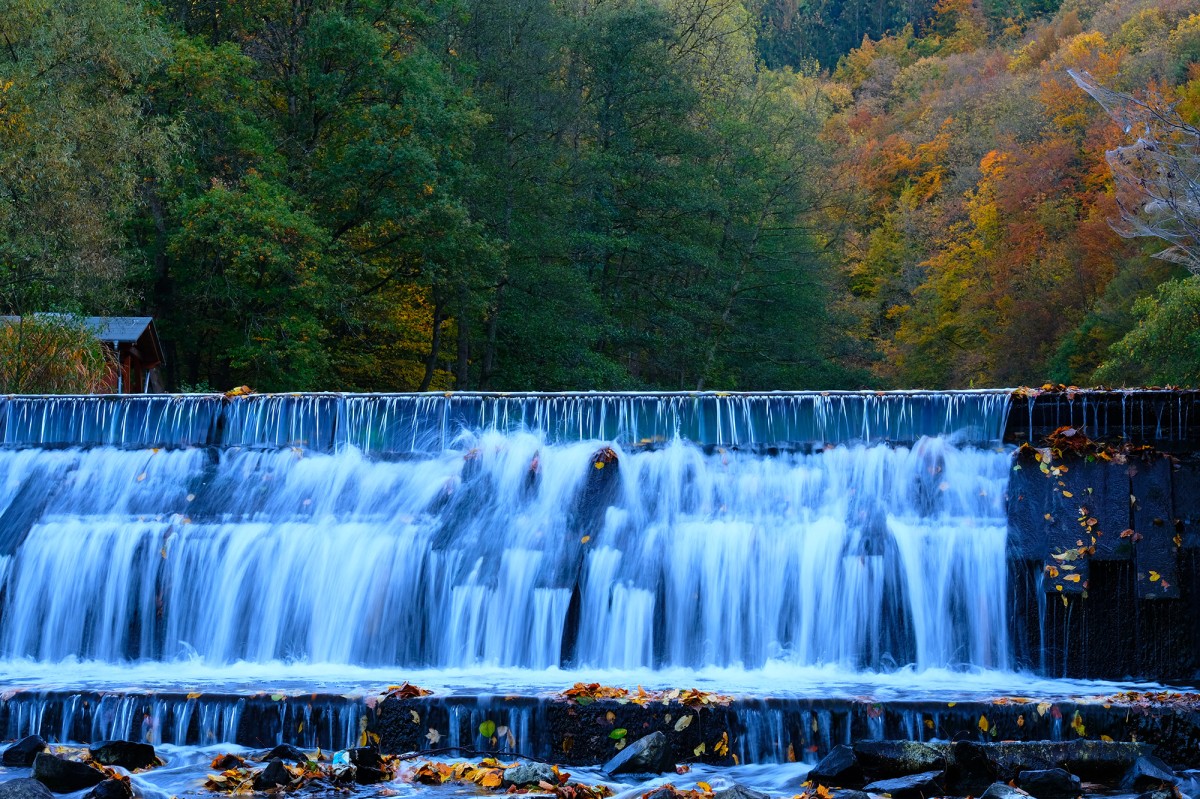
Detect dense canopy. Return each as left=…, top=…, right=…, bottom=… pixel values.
left=1, top=0, right=1198, bottom=390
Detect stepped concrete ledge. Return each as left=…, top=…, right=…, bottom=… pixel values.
left=4, top=688, right=1200, bottom=768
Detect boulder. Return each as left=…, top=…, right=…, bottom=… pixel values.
left=1134, top=790, right=1176, bottom=799
left=862, top=770, right=944, bottom=799
left=259, top=744, right=308, bottom=764
left=811, top=745, right=865, bottom=788
left=831, top=791, right=870, bottom=799
left=853, top=742, right=946, bottom=778
left=2, top=737, right=48, bottom=768
left=981, top=783, right=1032, bottom=799
left=1123, top=756, right=1178, bottom=791
left=31, top=754, right=105, bottom=793
left=1018, top=769, right=1081, bottom=799
left=603, top=731, right=671, bottom=776
left=353, top=766, right=388, bottom=785
left=83, top=779, right=133, bottom=799
left=713, top=786, right=769, bottom=799
left=252, top=759, right=291, bottom=790
left=975, top=741, right=1151, bottom=782
left=946, top=741, right=998, bottom=794
left=345, top=748, right=383, bottom=770
left=88, top=741, right=158, bottom=771
left=503, top=762, right=556, bottom=788
left=0, top=779, right=54, bottom=799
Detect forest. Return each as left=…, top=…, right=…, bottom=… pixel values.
left=0, top=0, right=1198, bottom=391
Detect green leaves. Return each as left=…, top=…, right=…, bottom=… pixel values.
left=478, top=720, right=496, bottom=738
left=608, top=729, right=627, bottom=740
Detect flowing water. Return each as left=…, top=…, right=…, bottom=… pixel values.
left=0, top=390, right=1142, bottom=777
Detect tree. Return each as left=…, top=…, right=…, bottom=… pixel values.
left=0, top=315, right=115, bottom=393
left=1070, top=68, right=1200, bottom=276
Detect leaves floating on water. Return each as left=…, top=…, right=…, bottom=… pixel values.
left=384, top=682, right=433, bottom=700
left=407, top=759, right=613, bottom=799
left=561, top=684, right=732, bottom=707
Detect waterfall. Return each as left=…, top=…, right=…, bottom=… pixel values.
left=0, top=391, right=1012, bottom=675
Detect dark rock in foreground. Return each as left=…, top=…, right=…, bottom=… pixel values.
left=84, top=779, right=132, bottom=799
left=981, top=782, right=1032, bottom=799
left=2, top=737, right=48, bottom=768
left=0, top=778, right=54, bottom=799
left=88, top=741, right=158, bottom=771
left=1018, top=768, right=1081, bottom=799
left=862, top=770, right=944, bottom=799
left=603, top=732, right=671, bottom=775
left=810, top=745, right=865, bottom=788
left=945, top=741, right=998, bottom=793
left=252, top=759, right=290, bottom=790
left=31, top=753, right=105, bottom=793
left=854, top=742, right=945, bottom=778
left=503, top=762, right=557, bottom=787
left=260, top=744, right=308, bottom=763
left=1123, top=755, right=1178, bottom=790
left=712, top=786, right=769, bottom=799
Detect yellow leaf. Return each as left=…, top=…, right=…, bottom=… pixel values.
left=697, top=783, right=712, bottom=792
left=979, top=715, right=989, bottom=733
left=581, top=536, right=591, bottom=544
left=694, top=743, right=706, bottom=757
left=1101, top=735, right=1113, bottom=742
left=1062, top=491, right=1073, bottom=498
left=1149, top=571, right=1161, bottom=582
left=675, top=715, right=693, bottom=732
left=1037, top=702, right=1051, bottom=716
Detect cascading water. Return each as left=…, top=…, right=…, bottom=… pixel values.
left=0, top=391, right=1012, bottom=675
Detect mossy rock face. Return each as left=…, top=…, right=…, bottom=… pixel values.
left=853, top=740, right=947, bottom=778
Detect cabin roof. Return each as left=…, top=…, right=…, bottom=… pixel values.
left=1, top=315, right=165, bottom=368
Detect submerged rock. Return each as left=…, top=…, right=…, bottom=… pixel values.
left=603, top=731, right=671, bottom=775
left=0, top=779, right=54, bottom=799
left=88, top=741, right=158, bottom=771
left=1018, top=768, right=1081, bottom=799
left=84, top=779, right=133, bottom=799
left=1123, top=756, right=1178, bottom=791
left=353, top=766, right=388, bottom=785
left=854, top=742, right=946, bottom=778
left=2, top=737, right=48, bottom=768
left=713, top=786, right=769, bottom=799
left=981, top=782, right=1032, bottom=799
left=946, top=741, right=999, bottom=793
left=503, top=762, right=556, bottom=787
left=862, top=770, right=944, bottom=799
left=811, top=745, right=865, bottom=788
left=259, top=744, right=308, bottom=764
left=253, top=759, right=291, bottom=790
left=31, top=753, right=106, bottom=793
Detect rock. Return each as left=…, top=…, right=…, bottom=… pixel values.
left=1018, top=768, right=1082, bottom=799
left=345, top=748, right=383, bottom=770
left=1124, top=756, right=1178, bottom=791
left=84, top=779, right=133, bottom=799
left=853, top=742, right=946, bottom=778
left=974, top=741, right=1152, bottom=782
left=503, top=762, right=557, bottom=788
left=2, top=737, right=48, bottom=767
left=862, top=770, right=944, bottom=799
left=603, top=731, right=671, bottom=776
left=88, top=741, right=158, bottom=771
left=0, top=779, right=54, bottom=799
left=811, top=745, right=865, bottom=788
left=980, top=783, right=1032, bottom=799
left=1134, top=790, right=1176, bottom=799
left=946, top=741, right=998, bottom=794
left=831, top=791, right=870, bottom=799
left=259, top=744, right=308, bottom=764
left=253, top=759, right=291, bottom=790
left=353, top=766, right=388, bottom=785
left=713, top=786, right=770, bottom=799
left=642, top=788, right=676, bottom=799
left=31, top=754, right=106, bottom=793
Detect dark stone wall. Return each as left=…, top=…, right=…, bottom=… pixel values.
left=1006, top=450, right=1200, bottom=682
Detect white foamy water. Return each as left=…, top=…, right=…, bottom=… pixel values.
left=0, top=432, right=1010, bottom=673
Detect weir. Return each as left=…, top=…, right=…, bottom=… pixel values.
left=0, top=390, right=1195, bottom=761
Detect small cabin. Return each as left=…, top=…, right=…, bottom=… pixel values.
left=83, top=317, right=165, bottom=394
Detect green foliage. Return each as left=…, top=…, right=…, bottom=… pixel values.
left=1094, top=277, right=1200, bottom=386
left=0, top=316, right=115, bottom=393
